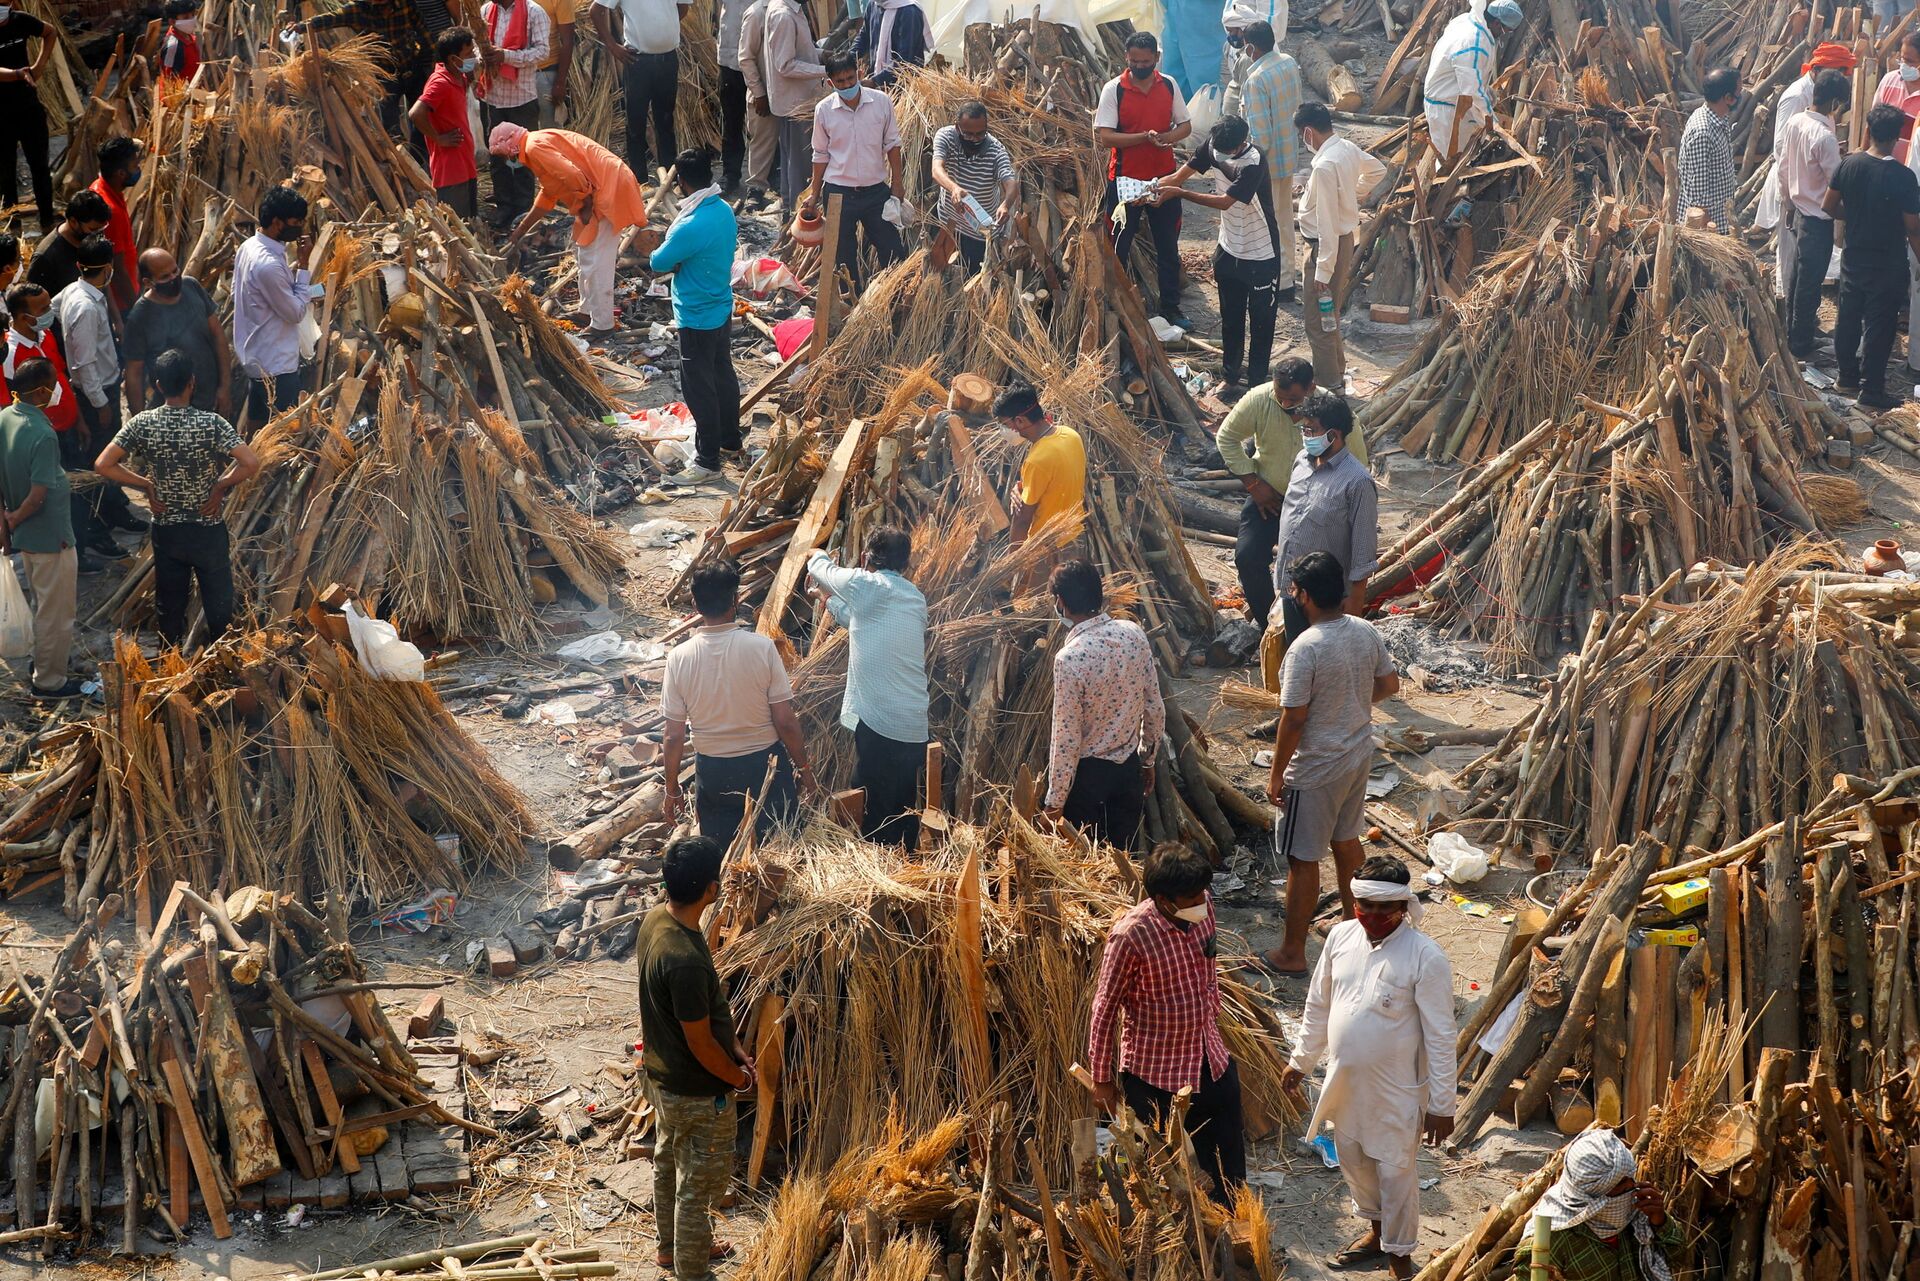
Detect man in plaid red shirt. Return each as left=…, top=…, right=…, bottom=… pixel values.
left=1088, top=842, right=1245, bottom=1202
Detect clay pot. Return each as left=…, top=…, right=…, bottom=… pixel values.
left=789, top=208, right=824, bottom=247
left=1865, top=539, right=1907, bottom=576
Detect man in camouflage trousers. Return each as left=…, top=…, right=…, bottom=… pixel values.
left=635, top=835, right=755, bottom=1277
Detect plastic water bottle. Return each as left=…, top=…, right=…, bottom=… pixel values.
left=1318, top=295, right=1337, bottom=333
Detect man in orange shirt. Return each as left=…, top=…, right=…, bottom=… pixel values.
left=86, top=136, right=141, bottom=315
left=493, top=123, right=649, bottom=337
left=410, top=28, right=483, bottom=217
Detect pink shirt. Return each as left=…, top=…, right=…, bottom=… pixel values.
left=809, top=86, right=901, bottom=189
left=1780, top=109, right=1841, bottom=219
left=1877, top=69, right=1920, bottom=163
left=1046, top=613, right=1166, bottom=808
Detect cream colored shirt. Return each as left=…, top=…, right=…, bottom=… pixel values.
left=1297, top=134, right=1386, bottom=281
left=661, top=622, right=794, bottom=757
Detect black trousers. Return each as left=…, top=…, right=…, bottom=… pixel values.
left=72, top=390, right=134, bottom=530
left=824, top=182, right=905, bottom=289
left=1787, top=212, right=1835, bottom=358
left=54, top=427, right=104, bottom=553
left=483, top=100, right=541, bottom=215
left=719, top=66, right=747, bottom=186
left=0, top=93, right=53, bottom=231
left=435, top=179, right=478, bottom=217
left=1121, top=1061, right=1246, bottom=1204
left=153, top=522, right=235, bottom=646
left=680, top=318, right=742, bottom=468
left=622, top=50, right=679, bottom=180
left=853, top=719, right=924, bottom=848
left=694, top=742, right=798, bottom=853
left=1235, top=498, right=1280, bottom=629
left=958, top=234, right=987, bottom=272
left=1108, top=179, right=1183, bottom=314
left=1215, top=248, right=1278, bottom=384
left=245, top=367, right=307, bottom=432
left=1836, top=250, right=1908, bottom=394
left=1062, top=752, right=1144, bottom=849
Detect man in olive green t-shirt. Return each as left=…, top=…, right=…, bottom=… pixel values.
left=636, top=835, right=754, bottom=1280
left=0, top=358, right=81, bottom=698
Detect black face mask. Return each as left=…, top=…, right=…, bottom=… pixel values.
left=153, top=277, right=184, bottom=298
left=1129, top=64, right=1155, bottom=81
left=1227, top=33, right=1245, bottom=46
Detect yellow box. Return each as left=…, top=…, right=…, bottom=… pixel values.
left=1643, top=926, right=1700, bottom=949
left=1658, top=878, right=1711, bottom=917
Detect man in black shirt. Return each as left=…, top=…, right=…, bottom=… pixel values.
left=29, top=191, right=110, bottom=303
left=0, top=8, right=52, bottom=234
left=1825, top=103, right=1920, bottom=409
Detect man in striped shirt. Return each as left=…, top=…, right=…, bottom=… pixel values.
left=1089, top=841, right=1245, bottom=1203
left=928, top=101, right=1019, bottom=272
left=1237, top=21, right=1300, bottom=295
left=477, top=0, right=552, bottom=224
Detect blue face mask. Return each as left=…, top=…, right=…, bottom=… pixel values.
left=836, top=84, right=860, bottom=101
left=459, top=56, right=478, bottom=74
left=1302, top=432, right=1330, bottom=457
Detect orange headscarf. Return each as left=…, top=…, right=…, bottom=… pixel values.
left=1805, top=42, right=1858, bottom=73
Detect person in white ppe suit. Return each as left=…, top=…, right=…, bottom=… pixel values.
left=1282, top=857, right=1456, bottom=1280
left=1221, top=0, right=1285, bottom=118
left=1531, top=1130, right=1684, bottom=1281
left=1422, top=0, right=1522, bottom=161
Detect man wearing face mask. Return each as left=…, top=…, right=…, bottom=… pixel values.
left=929, top=101, right=1018, bottom=273
left=1269, top=391, right=1376, bottom=646
left=0, top=359, right=86, bottom=698
left=0, top=3, right=52, bottom=237
left=1095, top=32, right=1193, bottom=327
left=801, top=52, right=906, bottom=289
left=495, top=123, right=650, bottom=338
left=125, top=249, right=234, bottom=419
left=55, top=236, right=145, bottom=558
left=231, top=186, right=314, bottom=435
left=1527, top=1130, right=1682, bottom=1281
left=1880, top=32, right=1920, bottom=166
left=87, top=136, right=142, bottom=315
left=159, top=1, right=203, bottom=82
left=1088, top=841, right=1245, bottom=1204
left=410, top=28, right=483, bottom=217
left=1260, top=549, right=1395, bottom=978
left=1042, top=559, right=1164, bottom=847
left=1294, top=102, right=1385, bottom=389
left=1, top=284, right=106, bottom=577
left=1677, top=67, right=1740, bottom=226
left=1284, top=856, right=1454, bottom=1280
left=1421, top=0, right=1521, bottom=162
left=28, top=191, right=110, bottom=305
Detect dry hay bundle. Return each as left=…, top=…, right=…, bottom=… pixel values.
left=0, top=624, right=531, bottom=911
left=705, top=813, right=1294, bottom=1184
left=1362, top=200, right=1838, bottom=665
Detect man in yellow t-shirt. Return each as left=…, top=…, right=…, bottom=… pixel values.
left=533, top=0, right=577, bottom=126
left=997, top=384, right=1087, bottom=548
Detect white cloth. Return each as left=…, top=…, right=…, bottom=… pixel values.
left=1351, top=877, right=1423, bottom=925
left=576, top=216, right=619, bottom=330
left=1289, top=919, right=1457, bottom=1168
left=1297, top=135, right=1386, bottom=282
left=1335, top=1125, right=1422, bottom=1256
left=669, top=183, right=724, bottom=232
left=1423, top=10, right=1497, bottom=159
left=52, top=280, right=116, bottom=407
left=1538, top=1130, right=1675, bottom=1281
left=868, top=0, right=915, bottom=77
left=1780, top=109, right=1841, bottom=219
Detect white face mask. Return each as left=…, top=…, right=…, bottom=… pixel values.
left=1174, top=903, right=1209, bottom=924
left=0, top=8, right=14, bottom=20
left=174, top=16, right=197, bottom=32
left=1903, top=63, right=1920, bottom=83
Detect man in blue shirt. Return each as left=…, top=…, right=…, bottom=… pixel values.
left=806, top=525, right=930, bottom=847
left=640, top=148, right=740, bottom=484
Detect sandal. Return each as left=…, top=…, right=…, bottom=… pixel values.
left=1328, top=1239, right=1388, bottom=1271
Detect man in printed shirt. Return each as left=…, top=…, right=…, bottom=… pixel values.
left=1677, top=67, right=1740, bottom=225
left=1088, top=841, right=1245, bottom=1202
left=1043, top=559, right=1165, bottom=847
left=805, top=526, right=930, bottom=847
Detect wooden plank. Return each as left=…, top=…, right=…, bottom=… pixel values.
left=945, top=417, right=1010, bottom=534
left=159, top=1055, right=232, bottom=1238
left=953, top=845, right=991, bottom=1101
left=746, top=994, right=786, bottom=1190
left=299, top=1040, right=359, bottom=1176
left=755, top=417, right=871, bottom=642
left=198, top=945, right=282, bottom=1188
left=806, top=193, right=847, bottom=362
left=468, top=290, right=521, bottom=432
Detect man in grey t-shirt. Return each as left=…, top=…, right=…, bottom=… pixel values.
left=1268, top=390, right=1378, bottom=647
left=1262, top=549, right=1398, bottom=975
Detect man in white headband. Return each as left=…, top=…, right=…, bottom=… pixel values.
left=1283, top=856, right=1455, bottom=1279
left=1532, top=1129, right=1680, bottom=1281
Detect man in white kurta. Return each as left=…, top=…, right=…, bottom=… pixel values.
left=1284, top=860, right=1457, bottom=1278
left=1420, top=0, right=1521, bottom=162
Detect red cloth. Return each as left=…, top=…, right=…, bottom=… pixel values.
left=1108, top=73, right=1181, bottom=182
left=771, top=316, right=813, bottom=359
left=482, top=0, right=530, bottom=87
left=417, top=65, right=479, bottom=188
left=1087, top=896, right=1232, bottom=1092
left=159, top=28, right=200, bottom=81
left=85, top=177, right=138, bottom=294
left=0, top=330, right=80, bottom=434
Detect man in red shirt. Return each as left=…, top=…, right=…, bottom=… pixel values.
left=87, top=136, right=141, bottom=315
left=1088, top=841, right=1245, bottom=1204
left=159, top=1, right=202, bottom=82
left=409, top=28, right=482, bottom=217
left=1093, top=31, right=1193, bottom=328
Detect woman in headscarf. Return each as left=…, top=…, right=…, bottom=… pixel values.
left=1529, top=1130, right=1684, bottom=1281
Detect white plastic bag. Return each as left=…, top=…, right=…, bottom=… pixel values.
left=1187, top=83, right=1224, bottom=140
left=342, top=602, right=426, bottom=682
left=0, top=557, right=30, bottom=660
left=1426, top=831, right=1489, bottom=884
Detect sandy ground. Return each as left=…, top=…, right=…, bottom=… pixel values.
left=8, top=61, right=1920, bottom=1281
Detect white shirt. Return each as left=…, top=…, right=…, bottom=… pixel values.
left=594, top=0, right=683, bottom=55
left=1780, top=109, right=1841, bottom=219
left=1773, top=73, right=1814, bottom=158
left=1423, top=11, right=1496, bottom=126
left=1289, top=919, right=1458, bottom=1168
left=1297, top=134, right=1387, bottom=279
left=232, top=231, right=311, bottom=379
left=53, top=279, right=116, bottom=407
left=719, top=0, right=747, bottom=69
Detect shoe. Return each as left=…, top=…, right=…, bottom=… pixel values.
left=1219, top=381, right=1248, bottom=405
left=109, top=511, right=150, bottom=533
left=1277, top=286, right=1298, bottom=304
left=1246, top=715, right=1279, bottom=739
left=88, top=537, right=129, bottom=560
left=1163, top=309, right=1194, bottom=331
left=669, top=462, right=723, bottom=485
left=721, top=447, right=766, bottom=468
left=75, top=553, right=105, bottom=576
left=1836, top=378, right=1861, bottom=397
left=1859, top=388, right=1901, bottom=410
left=741, top=187, right=770, bottom=212
left=31, top=678, right=87, bottom=701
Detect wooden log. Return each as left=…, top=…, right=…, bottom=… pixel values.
left=1759, top=817, right=1804, bottom=1052
left=547, top=781, right=664, bottom=870
left=1728, top=1047, right=1796, bottom=1281
left=1511, top=915, right=1624, bottom=1128
left=1591, top=942, right=1629, bottom=1127
left=1293, top=36, right=1364, bottom=112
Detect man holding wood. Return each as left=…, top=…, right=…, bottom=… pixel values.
left=1293, top=102, right=1385, bottom=389
left=1088, top=841, right=1246, bottom=1204
left=1419, top=0, right=1520, bottom=162
left=996, top=384, right=1087, bottom=552
left=661, top=560, right=818, bottom=851
left=805, top=526, right=930, bottom=847
left=493, top=123, right=650, bottom=338
left=1528, top=1129, right=1682, bottom=1281
left=1283, top=857, right=1455, bottom=1279
left=634, top=834, right=755, bottom=1280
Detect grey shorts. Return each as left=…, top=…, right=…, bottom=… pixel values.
left=1274, top=760, right=1370, bottom=862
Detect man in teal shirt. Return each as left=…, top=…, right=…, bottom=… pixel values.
left=639, top=148, right=740, bottom=485
left=0, top=358, right=83, bottom=698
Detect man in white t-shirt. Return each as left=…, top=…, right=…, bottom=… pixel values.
left=1150, top=115, right=1279, bottom=397
left=593, top=0, right=689, bottom=182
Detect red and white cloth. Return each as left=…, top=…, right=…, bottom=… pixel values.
left=1088, top=896, right=1231, bottom=1092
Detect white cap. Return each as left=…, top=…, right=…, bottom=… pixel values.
left=1222, top=0, right=1266, bottom=27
